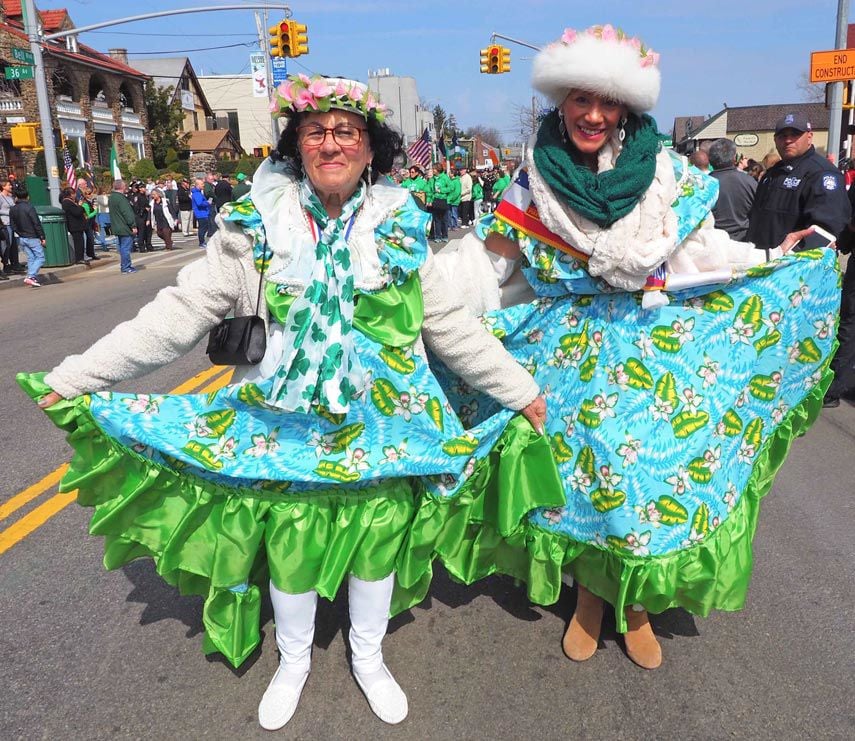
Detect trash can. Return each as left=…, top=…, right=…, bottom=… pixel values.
left=36, top=206, right=72, bottom=267
left=25, top=175, right=50, bottom=207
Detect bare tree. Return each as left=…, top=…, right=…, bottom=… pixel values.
left=511, top=95, right=551, bottom=139
left=797, top=71, right=825, bottom=103
left=464, top=125, right=504, bottom=148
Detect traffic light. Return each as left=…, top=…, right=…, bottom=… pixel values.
left=289, top=21, right=309, bottom=57
left=10, top=123, right=40, bottom=150
left=269, top=20, right=290, bottom=57
left=480, top=47, right=490, bottom=73
left=500, top=47, right=511, bottom=73
left=488, top=45, right=500, bottom=74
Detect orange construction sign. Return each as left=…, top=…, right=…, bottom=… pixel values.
left=810, top=48, right=855, bottom=83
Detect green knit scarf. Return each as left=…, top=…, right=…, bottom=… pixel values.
left=532, top=109, right=661, bottom=228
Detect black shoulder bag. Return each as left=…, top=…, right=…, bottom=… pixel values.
left=206, top=251, right=268, bottom=366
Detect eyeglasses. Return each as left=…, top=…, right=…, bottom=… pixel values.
left=297, top=124, right=366, bottom=149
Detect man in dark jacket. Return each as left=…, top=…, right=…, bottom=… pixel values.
left=748, top=112, right=850, bottom=253
left=708, top=138, right=756, bottom=241
left=107, top=180, right=138, bottom=273
left=129, top=181, right=152, bottom=252
left=9, top=186, right=46, bottom=287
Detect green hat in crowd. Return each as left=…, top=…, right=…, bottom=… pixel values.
left=236, top=172, right=247, bottom=181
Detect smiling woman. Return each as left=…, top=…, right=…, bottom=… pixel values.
left=18, top=72, right=548, bottom=731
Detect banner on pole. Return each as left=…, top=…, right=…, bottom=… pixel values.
left=250, top=53, right=267, bottom=97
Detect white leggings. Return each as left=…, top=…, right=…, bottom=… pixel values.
left=269, top=573, right=394, bottom=675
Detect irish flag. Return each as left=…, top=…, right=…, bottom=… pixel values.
left=109, top=143, right=122, bottom=181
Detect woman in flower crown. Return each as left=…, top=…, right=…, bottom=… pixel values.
left=427, top=25, right=838, bottom=669
left=19, top=74, right=547, bottom=728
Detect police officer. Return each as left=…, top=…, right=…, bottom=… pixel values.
left=825, top=188, right=855, bottom=407
left=747, top=112, right=850, bottom=253
left=129, top=181, right=152, bottom=252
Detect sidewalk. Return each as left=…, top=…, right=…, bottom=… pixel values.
left=0, top=250, right=120, bottom=291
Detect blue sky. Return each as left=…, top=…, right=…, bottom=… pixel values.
left=65, top=0, right=842, bottom=142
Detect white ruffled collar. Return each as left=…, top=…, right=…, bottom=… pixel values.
left=524, top=136, right=680, bottom=291
left=249, top=157, right=408, bottom=292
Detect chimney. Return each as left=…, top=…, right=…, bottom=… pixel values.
left=109, top=48, right=129, bottom=65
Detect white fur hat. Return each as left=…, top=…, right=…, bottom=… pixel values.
left=532, top=25, right=661, bottom=114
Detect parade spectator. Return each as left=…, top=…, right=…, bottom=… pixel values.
left=191, top=177, right=211, bottom=248
left=94, top=186, right=111, bottom=249
left=708, top=138, right=757, bottom=240
left=232, top=172, right=251, bottom=200
left=689, top=149, right=710, bottom=171
left=401, top=165, right=428, bottom=209
left=748, top=113, right=850, bottom=253
left=471, top=170, right=484, bottom=218
left=176, top=178, right=193, bottom=236
left=761, top=150, right=781, bottom=170
left=0, top=179, right=24, bottom=276
left=447, top=169, right=461, bottom=229
left=459, top=168, right=473, bottom=226
left=80, top=184, right=100, bottom=261
left=107, top=180, right=137, bottom=274
left=129, top=181, right=152, bottom=252
left=61, top=186, right=90, bottom=266
left=428, top=162, right=451, bottom=242
left=213, top=173, right=233, bottom=213
left=150, top=189, right=177, bottom=251
left=845, top=159, right=855, bottom=190
left=10, top=186, right=45, bottom=287
left=492, top=167, right=511, bottom=203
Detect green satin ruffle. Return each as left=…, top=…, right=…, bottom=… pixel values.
left=16, top=371, right=559, bottom=668
left=265, top=273, right=424, bottom=348
left=396, top=368, right=832, bottom=631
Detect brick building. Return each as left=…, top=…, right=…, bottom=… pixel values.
left=0, top=1, right=150, bottom=179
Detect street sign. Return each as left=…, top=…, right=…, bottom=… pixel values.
left=12, top=47, right=34, bottom=64
left=271, top=57, right=287, bottom=85
left=810, top=48, right=855, bottom=83
left=5, top=66, right=34, bottom=80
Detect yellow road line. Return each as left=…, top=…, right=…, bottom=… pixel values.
left=0, top=491, right=78, bottom=556
left=0, top=366, right=235, bottom=556
left=0, top=463, right=69, bottom=523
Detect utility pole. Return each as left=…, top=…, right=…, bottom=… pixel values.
left=27, top=5, right=290, bottom=206
left=255, top=8, right=285, bottom=144
left=23, top=0, right=61, bottom=205
left=827, top=0, right=851, bottom=165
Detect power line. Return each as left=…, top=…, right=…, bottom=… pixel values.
left=129, top=42, right=256, bottom=55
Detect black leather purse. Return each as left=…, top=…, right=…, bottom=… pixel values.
left=206, top=252, right=268, bottom=366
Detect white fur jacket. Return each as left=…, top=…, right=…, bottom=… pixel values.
left=46, top=173, right=539, bottom=411
left=437, top=141, right=779, bottom=315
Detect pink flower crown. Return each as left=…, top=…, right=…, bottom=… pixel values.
left=269, top=74, right=389, bottom=123
left=559, top=24, right=659, bottom=68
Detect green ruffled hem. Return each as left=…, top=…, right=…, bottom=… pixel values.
left=395, top=367, right=833, bottom=631
left=16, top=372, right=563, bottom=667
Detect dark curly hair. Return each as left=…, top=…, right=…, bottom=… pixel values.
left=273, top=111, right=404, bottom=183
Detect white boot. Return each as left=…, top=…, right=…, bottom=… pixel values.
left=258, top=583, right=317, bottom=731
left=349, top=573, right=408, bottom=724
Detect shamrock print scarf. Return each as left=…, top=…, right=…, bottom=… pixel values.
left=268, top=179, right=366, bottom=413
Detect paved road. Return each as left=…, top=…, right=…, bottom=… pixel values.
left=1, top=240, right=853, bottom=739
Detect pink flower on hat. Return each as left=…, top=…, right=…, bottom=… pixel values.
left=561, top=28, right=577, bottom=44
left=347, top=84, right=365, bottom=102
left=640, top=51, right=660, bottom=68
left=295, top=88, right=316, bottom=110
left=268, top=97, right=280, bottom=113
left=307, top=79, right=332, bottom=98
left=298, top=73, right=312, bottom=85
left=334, top=79, right=349, bottom=97
left=600, top=24, right=617, bottom=41
left=277, top=81, right=294, bottom=102
left=365, top=93, right=378, bottom=110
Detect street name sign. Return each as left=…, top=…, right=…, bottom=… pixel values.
left=5, top=66, right=34, bottom=80
left=272, top=57, right=287, bottom=85
left=12, top=47, right=34, bottom=64
left=810, top=49, right=855, bottom=83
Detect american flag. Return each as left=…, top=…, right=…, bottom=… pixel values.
left=62, top=146, right=77, bottom=190
left=406, top=127, right=432, bottom=169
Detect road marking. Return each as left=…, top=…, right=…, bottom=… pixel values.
left=0, top=464, right=69, bottom=522
left=0, top=366, right=235, bottom=556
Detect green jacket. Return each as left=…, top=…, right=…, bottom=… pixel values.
left=492, top=174, right=511, bottom=200
left=107, top=191, right=136, bottom=235
left=427, top=172, right=452, bottom=205
left=472, top=181, right=484, bottom=201
left=402, top=176, right=428, bottom=194
left=232, top=182, right=251, bottom=200
left=447, top=176, right=462, bottom=206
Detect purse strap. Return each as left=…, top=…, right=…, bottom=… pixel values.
left=253, top=245, right=269, bottom=317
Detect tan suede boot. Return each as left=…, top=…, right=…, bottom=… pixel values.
left=562, top=585, right=604, bottom=661
left=623, top=607, right=662, bottom=669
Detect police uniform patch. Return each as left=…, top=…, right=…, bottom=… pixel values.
left=823, top=174, right=838, bottom=191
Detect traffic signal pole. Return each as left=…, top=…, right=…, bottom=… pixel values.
left=489, top=32, right=541, bottom=52
left=827, top=0, right=850, bottom=165
left=27, top=3, right=291, bottom=206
